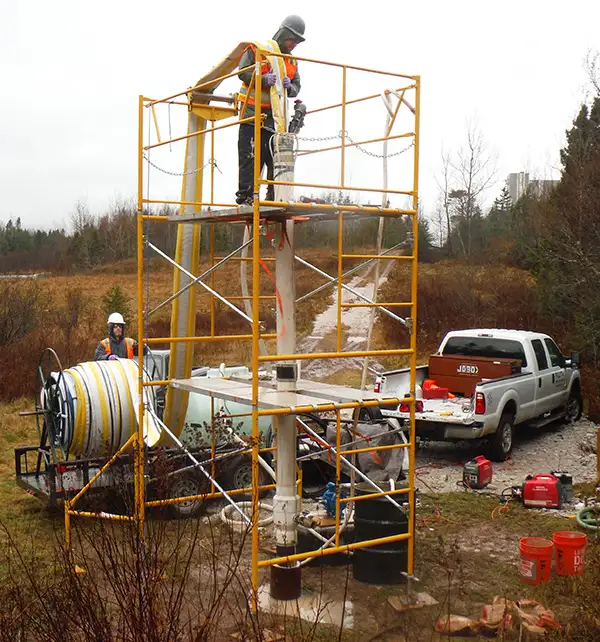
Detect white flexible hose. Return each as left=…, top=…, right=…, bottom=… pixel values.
left=361, top=92, right=393, bottom=390
left=53, top=359, right=159, bottom=458
left=241, top=226, right=268, bottom=357
left=220, top=501, right=274, bottom=532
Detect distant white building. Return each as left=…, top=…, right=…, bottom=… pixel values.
left=506, top=172, right=558, bottom=204
left=506, top=172, right=529, bottom=204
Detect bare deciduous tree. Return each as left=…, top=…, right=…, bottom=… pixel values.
left=436, top=123, right=496, bottom=259
left=434, top=149, right=454, bottom=255
left=585, top=49, right=600, bottom=98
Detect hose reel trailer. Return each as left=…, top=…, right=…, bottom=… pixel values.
left=37, top=348, right=161, bottom=460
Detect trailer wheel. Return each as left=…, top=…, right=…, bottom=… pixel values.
left=488, top=412, right=514, bottom=462
left=223, top=456, right=270, bottom=500
left=169, top=473, right=206, bottom=519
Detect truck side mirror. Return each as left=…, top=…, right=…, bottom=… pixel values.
left=567, top=352, right=580, bottom=369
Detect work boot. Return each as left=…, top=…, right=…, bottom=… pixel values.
left=266, top=186, right=275, bottom=202
left=235, top=193, right=253, bottom=206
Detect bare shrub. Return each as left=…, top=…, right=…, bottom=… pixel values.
left=0, top=280, right=48, bottom=347
left=378, top=263, right=540, bottom=356
left=0, top=495, right=266, bottom=642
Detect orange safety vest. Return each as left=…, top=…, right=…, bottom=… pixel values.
left=101, top=337, right=134, bottom=359
left=239, top=44, right=298, bottom=109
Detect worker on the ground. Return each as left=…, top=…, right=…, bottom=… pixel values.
left=94, top=312, right=139, bottom=361
left=235, top=15, right=305, bottom=206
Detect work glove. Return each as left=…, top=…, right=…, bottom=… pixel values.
left=266, top=72, right=277, bottom=86
left=283, top=76, right=291, bottom=89
left=108, top=354, right=118, bottom=361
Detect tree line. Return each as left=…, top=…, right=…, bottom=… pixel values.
left=0, top=193, right=437, bottom=273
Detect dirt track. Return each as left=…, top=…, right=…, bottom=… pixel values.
left=299, top=262, right=395, bottom=379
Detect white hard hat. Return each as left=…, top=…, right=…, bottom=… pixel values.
left=107, top=312, right=125, bottom=325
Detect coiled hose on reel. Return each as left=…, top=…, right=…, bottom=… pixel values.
left=44, top=358, right=160, bottom=458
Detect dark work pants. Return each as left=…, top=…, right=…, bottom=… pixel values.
left=236, top=123, right=275, bottom=204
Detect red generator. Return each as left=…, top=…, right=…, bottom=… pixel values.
left=462, top=456, right=493, bottom=489
left=522, top=474, right=566, bottom=509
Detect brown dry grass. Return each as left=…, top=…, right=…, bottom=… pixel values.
left=0, top=248, right=350, bottom=402
left=375, top=261, right=543, bottom=367
left=0, top=399, right=56, bottom=540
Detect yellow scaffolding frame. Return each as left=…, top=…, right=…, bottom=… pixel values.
left=65, top=47, right=420, bottom=612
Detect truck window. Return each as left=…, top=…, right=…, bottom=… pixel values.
left=531, top=339, right=549, bottom=370
left=442, top=337, right=527, bottom=366
left=544, top=338, right=564, bottom=368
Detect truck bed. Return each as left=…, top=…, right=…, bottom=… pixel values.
left=384, top=396, right=475, bottom=425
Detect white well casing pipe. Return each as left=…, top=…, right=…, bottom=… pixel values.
left=272, top=134, right=299, bottom=548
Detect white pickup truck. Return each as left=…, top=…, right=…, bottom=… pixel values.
left=374, top=329, right=583, bottom=460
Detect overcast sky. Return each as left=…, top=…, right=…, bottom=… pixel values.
left=1, top=1, right=598, bottom=230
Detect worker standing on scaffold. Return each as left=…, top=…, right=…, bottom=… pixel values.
left=235, top=15, right=305, bottom=206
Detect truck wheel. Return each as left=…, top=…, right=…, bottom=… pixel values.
left=565, top=389, right=583, bottom=423
left=169, top=473, right=206, bottom=519
left=488, top=413, right=514, bottom=462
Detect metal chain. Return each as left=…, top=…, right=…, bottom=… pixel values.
left=144, top=129, right=412, bottom=176
left=295, top=132, right=342, bottom=143
left=297, top=130, right=414, bottom=158
left=143, top=154, right=221, bottom=176
left=345, top=131, right=415, bottom=159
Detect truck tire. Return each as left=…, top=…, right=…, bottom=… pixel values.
left=564, top=388, right=583, bottom=423
left=488, top=412, right=514, bottom=462
left=169, top=472, right=206, bottom=519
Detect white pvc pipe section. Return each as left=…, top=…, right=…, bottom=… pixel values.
left=271, top=129, right=301, bottom=549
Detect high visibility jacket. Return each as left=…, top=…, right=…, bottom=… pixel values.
left=101, top=337, right=134, bottom=359
left=239, top=44, right=298, bottom=109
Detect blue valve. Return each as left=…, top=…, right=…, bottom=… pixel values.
left=321, top=482, right=345, bottom=518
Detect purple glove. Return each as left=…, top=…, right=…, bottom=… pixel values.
left=108, top=354, right=118, bottom=361
left=266, top=72, right=277, bottom=86
left=283, top=76, right=291, bottom=89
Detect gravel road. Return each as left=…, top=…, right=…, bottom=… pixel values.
left=413, top=416, right=597, bottom=495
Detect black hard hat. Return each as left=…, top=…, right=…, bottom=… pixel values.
left=278, top=15, right=305, bottom=42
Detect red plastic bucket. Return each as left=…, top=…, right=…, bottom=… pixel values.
left=519, top=537, right=553, bottom=584
left=553, top=531, right=587, bottom=576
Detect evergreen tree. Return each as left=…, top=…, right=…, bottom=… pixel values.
left=531, top=97, right=600, bottom=364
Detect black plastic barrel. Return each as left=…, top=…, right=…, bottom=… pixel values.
left=352, top=483, right=409, bottom=584
left=297, top=522, right=355, bottom=566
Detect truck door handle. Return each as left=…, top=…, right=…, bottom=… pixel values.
left=552, top=373, right=555, bottom=384
left=538, top=378, right=542, bottom=388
